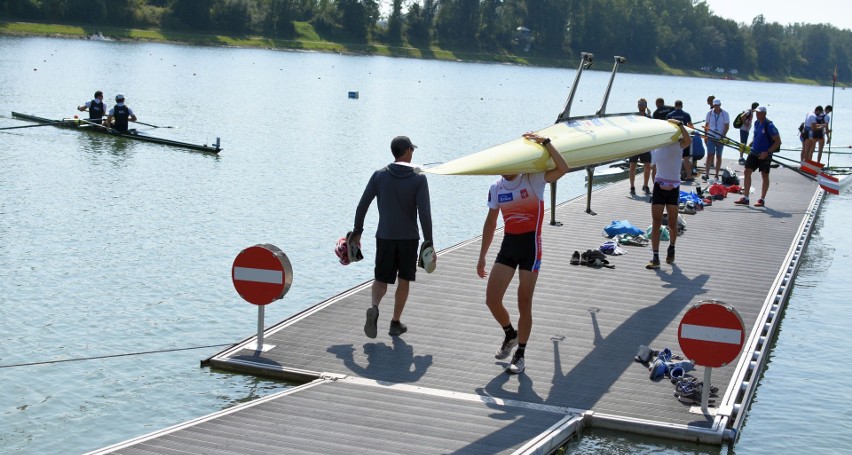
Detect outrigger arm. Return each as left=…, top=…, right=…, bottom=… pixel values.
left=549, top=55, right=626, bottom=224
left=585, top=56, right=627, bottom=216
left=550, top=52, right=594, bottom=226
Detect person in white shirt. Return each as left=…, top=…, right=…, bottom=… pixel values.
left=703, top=99, right=730, bottom=181
left=737, top=102, right=759, bottom=165
left=646, top=119, right=691, bottom=270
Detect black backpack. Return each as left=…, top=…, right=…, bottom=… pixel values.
left=733, top=111, right=745, bottom=128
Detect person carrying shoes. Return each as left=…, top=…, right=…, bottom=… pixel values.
left=350, top=136, right=434, bottom=339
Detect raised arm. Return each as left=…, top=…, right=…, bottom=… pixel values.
left=668, top=119, right=691, bottom=149
left=522, top=132, right=570, bottom=183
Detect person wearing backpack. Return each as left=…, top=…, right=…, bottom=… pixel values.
left=735, top=106, right=781, bottom=207
left=735, top=102, right=759, bottom=165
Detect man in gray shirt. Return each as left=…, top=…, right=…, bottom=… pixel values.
left=351, top=136, right=434, bottom=339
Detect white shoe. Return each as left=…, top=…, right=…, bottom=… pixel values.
left=506, top=353, right=525, bottom=374
left=495, top=334, right=518, bottom=359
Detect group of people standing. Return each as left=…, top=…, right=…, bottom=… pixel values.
left=77, top=90, right=137, bottom=133
left=347, top=91, right=798, bottom=375
left=801, top=104, right=833, bottom=163
left=628, top=95, right=782, bottom=271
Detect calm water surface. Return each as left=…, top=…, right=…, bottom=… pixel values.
left=1, top=36, right=850, bottom=454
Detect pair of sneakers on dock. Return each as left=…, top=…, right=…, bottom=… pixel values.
left=495, top=329, right=524, bottom=374
left=734, top=197, right=765, bottom=207
left=364, top=306, right=407, bottom=338
left=646, top=244, right=676, bottom=269
left=364, top=306, right=526, bottom=374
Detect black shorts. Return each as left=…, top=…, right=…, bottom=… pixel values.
left=629, top=151, right=652, bottom=163
left=744, top=154, right=771, bottom=174
left=651, top=182, right=680, bottom=206
left=374, top=238, right=419, bottom=284
left=495, top=232, right=541, bottom=272
left=681, top=146, right=691, bottom=158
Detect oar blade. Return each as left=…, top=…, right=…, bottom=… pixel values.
left=818, top=172, right=840, bottom=194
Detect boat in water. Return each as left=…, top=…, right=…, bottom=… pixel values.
left=10, top=112, right=221, bottom=153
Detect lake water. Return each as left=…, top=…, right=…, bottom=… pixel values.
left=1, top=36, right=850, bottom=454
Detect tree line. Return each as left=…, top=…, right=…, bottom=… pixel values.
left=2, top=0, right=849, bottom=82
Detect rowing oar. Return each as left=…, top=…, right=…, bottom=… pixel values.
left=688, top=126, right=844, bottom=193
left=73, top=117, right=116, bottom=132
left=0, top=119, right=73, bottom=131
left=135, top=121, right=175, bottom=129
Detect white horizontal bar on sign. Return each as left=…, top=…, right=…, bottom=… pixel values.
left=681, top=324, right=742, bottom=345
left=233, top=267, right=283, bottom=284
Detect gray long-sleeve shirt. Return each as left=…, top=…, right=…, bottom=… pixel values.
left=353, top=163, right=433, bottom=242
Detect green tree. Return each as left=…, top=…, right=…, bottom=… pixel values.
left=1, top=0, right=43, bottom=20
left=168, top=0, right=213, bottom=30
left=211, top=0, right=252, bottom=34
left=800, top=24, right=833, bottom=79
left=476, top=0, right=502, bottom=52
left=434, top=0, right=479, bottom=48
left=405, top=1, right=436, bottom=45
left=526, top=0, right=569, bottom=56
left=335, top=0, right=378, bottom=41
left=64, top=0, right=107, bottom=23
left=107, top=0, right=140, bottom=26
left=751, top=15, right=788, bottom=75
left=387, top=0, right=404, bottom=43
left=260, top=0, right=297, bottom=36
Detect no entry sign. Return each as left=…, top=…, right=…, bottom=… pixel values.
left=232, top=244, right=293, bottom=305
left=678, top=301, right=745, bottom=368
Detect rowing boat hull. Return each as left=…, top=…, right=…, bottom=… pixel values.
left=423, top=114, right=678, bottom=175
left=10, top=112, right=221, bottom=153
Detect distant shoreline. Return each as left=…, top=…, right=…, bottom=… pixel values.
left=0, top=20, right=839, bottom=87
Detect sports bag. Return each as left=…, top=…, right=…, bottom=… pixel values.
left=603, top=220, right=644, bottom=238
left=733, top=110, right=745, bottom=128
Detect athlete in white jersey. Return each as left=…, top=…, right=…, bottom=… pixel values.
left=477, top=131, right=570, bottom=375
left=647, top=120, right=691, bottom=269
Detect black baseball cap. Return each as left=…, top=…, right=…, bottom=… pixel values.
left=391, top=136, right=416, bottom=156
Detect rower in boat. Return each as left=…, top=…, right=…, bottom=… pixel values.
left=105, top=94, right=137, bottom=133
left=77, top=90, right=106, bottom=121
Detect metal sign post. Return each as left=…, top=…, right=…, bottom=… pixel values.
left=678, top=300, right=746, bottom=414
left=232, top=244, right=293, bottom=352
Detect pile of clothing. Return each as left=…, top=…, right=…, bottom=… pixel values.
left=634, top=345, right=719, bottom=404
left=570, top=249, right=614, bottom=268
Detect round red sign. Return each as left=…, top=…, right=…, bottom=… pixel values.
left=678, top=300, right=745, bottom=368
left=231, top=244, right=293, bottom=305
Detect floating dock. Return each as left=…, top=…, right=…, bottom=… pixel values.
left=89, top=160, right=826, bottom=454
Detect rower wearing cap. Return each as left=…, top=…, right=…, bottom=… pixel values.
left=105, top=94, right=137, bottom=133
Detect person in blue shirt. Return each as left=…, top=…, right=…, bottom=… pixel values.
left=666, top=100, right=694, bottom=182
left=735, top=106, right=781, bottom=208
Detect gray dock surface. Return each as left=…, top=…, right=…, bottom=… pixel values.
left=91, top=160, right=825, bottom=454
